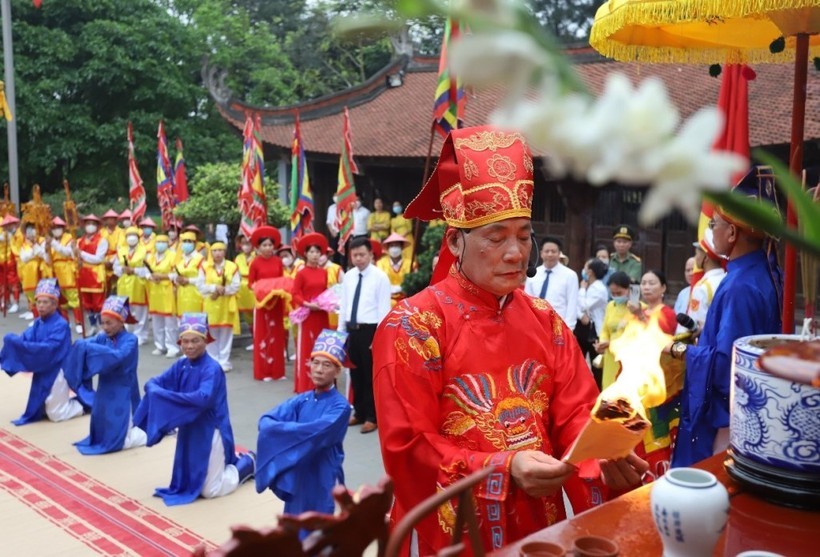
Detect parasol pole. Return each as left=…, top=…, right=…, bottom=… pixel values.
left=782, top=33, right=809, bottom=334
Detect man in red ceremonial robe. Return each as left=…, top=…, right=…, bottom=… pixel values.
left=77, top=214, right=109, bottom=336
left=372, top=127, right=648, bottom=555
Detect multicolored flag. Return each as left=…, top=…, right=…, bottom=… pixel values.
left=238, top=113, right=268, bottom=239
left=335, top=107, right=358, bottom=252
left=432, top=17, right=466, bottom=138
left=174, top=138, right=189, bottom=203
left=127, top=122, right=146, bottom=223
left=289, top=112, right=314, bottom=238
left=156, top=121, right=177, bottom=230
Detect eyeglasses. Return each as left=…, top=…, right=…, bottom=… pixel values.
left=310, top=359, right=337, bottom=371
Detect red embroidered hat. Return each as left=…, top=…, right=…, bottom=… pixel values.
left=405, top=126, right=534, bottom=228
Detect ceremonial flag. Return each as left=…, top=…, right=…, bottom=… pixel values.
left=335, top=107, right=358, bottom=252
left=432, top=17, right=466, bottom=138
left=174, top=138, right=189, bottom=203
left=127, top=122, right=146, bottom=222
left=0, top=83, right=12, bottom=122
left=156, top=121, right=176, bottom=230
left=238, top=113, right=268, bottom=239
left=289, top=112, right=314, bottom=238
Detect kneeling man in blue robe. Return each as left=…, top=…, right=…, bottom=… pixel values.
left=64, top=295, right=147, bottom=454
left=255, top=328, right=351, bottom=537
left=0, top=279, right=84, bottom=425
left=134, top=313, right=254, bottom=506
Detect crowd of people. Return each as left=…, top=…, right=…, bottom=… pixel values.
left=0, top=127, right=784, bottom=553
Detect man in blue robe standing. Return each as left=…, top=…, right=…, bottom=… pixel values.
left=668, top=167, right=782, bottom=467
left=0, top=278, right=84, bottom=425
left=255, top=328, right=351, bottom=539
left=133, top=313, right=254, bottom=506
left=64, top=295, right=147, bottom=454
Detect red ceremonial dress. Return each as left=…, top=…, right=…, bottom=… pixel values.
left=248, top=254, right=286, bottom=381
left=372, top=268, right=604, bottom=554
left=291, top=265, right=330, bottom=393
left=78, top=233, right=106, bottom=312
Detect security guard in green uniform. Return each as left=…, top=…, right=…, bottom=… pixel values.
left=609, top=225, right=642, bottom=283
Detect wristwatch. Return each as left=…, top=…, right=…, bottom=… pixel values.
left=671, top=342, right=688, bottom=360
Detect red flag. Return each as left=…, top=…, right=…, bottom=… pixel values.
left=174, top=138, right=189, bottom=203
left=127, top=122, right=146, bottom=223
left=156, top=121, right=177, bottom=230
left=33, top=0, right=42, bottom=8
left=238, top=114, right=268, bottom=239
left=335, top=107, right=358, bottom=252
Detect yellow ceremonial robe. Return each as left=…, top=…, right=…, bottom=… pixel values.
left=390, top=214, right=415, bottom=260
left=202, top=260, right=240, bottom=334
left=116, top=245, right=147, bottom=306
left=50, top=233, right=79, bottom=308
left=146, top=250, right=177, bottom=316
left=234, top=252, right=255, bottom=314
left=377, top=256, right=413, bottom=305
left=175, top=252, right=204, bottom=316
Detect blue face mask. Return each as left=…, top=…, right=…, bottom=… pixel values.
left=181, top=242, right=195, bottom=255
left=393, top=205, right=402, bottom=215
left=142, top=227, right=153, bottom=236
left=612, top=295, right=628, bottom=304
left=581, top=271, right=588, bottom=281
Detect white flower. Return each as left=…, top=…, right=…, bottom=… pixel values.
left=453, top=0, right=517, bottom=27
left=638, top=108, right=748, bottom=225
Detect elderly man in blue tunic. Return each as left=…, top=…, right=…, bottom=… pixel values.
left=0, top=278, right=85, bottom=425
left=667, top=167, right=783, bottom=467
left=63, top=295, right=147, bottom=454
left=255, top=328, right=351, bottom=538
left=133, top=313, right=255, bottom=506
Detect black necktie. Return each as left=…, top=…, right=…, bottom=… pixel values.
left=539, top=269, right=552, bottom=299
left=349, top=272, right=363, bottom=326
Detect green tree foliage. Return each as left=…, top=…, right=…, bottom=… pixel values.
left=402, top=223, right=444, bottom=297
left=527, top=0, right=600, bottom=42
left=173, top=161, right=289, bottom=234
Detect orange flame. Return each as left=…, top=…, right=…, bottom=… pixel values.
left=594, top=313, right=671, bottom=423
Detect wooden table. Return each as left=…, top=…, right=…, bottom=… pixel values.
left=491, top=453, right=818, bottom=556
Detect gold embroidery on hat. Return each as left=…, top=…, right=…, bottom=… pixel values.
left=453, top=130, right=527, bottom=152
left=463, top=157, right=479, bottom=181
left=487, top=154, right=516, bottom=183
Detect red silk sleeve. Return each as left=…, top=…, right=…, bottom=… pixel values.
left=292, top=271, right=305, bottom=307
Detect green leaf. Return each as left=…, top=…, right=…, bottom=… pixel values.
left=334, top=14, right=404, bottom=38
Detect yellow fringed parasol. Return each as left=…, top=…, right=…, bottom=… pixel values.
left=591, top=0, right=820, bottom=63
left=590, top=0, right=820, bottom=334
left=20, top=184, right=53, bottom=237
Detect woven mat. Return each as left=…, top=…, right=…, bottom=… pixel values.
left=0, top=372, right=282, bottom=556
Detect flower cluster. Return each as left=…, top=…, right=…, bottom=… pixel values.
left=448, top=0, right=747, bottom=225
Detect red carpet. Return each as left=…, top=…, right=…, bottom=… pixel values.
left=0, top=427, right=217, bottom=556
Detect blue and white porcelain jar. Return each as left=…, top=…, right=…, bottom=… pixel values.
left=730, top=335, right=820, bottom=475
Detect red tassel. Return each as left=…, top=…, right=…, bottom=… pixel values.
left=33, top=0, right=42, bottom=8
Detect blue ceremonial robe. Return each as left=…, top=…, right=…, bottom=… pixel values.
left=673, top=249, right=781, bottom=467
left=133, top=352, right=238, bottom=506
left=0, top=312, right=71, bottom=425
left=64, top=330, right=140, bottom=455
left=255, top=386, right=350, bottom=536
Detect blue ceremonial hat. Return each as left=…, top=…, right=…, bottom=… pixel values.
left=34, top=278, right=60, bottom=301
left=101, top=295, right=137, bottom=324
left=310, top=329, right=349, bottom=368
left=178, top=313, right=215, bottom=343
left=717, top=165, right=781, bottom=238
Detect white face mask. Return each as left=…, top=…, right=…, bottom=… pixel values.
left=388, top=246, right=402, bottom=258
left=168, top=230, right=177, bottom=240
left=281, top=256, right=294, bottom=267
left=52, top=228, right=64, bottom=238
left=155, top=242, right=168, bottom=253
left=126, top=235, right=139, bottom=247
left=85, top=223, right=98, bottom=235
left=25, top=228, right=36, bottom=239
left=121, top=219, right=131, bottom=228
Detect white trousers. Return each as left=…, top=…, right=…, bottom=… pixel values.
left=206, top=328, right=234, bottom=371
left=201, top=429, right=239, bottom=499
left=128, top=305, right=149, bottom=344
left=123, top=425, right=148, bottom=450
left=45, top=370, right=84, bottom=422
left=152, top=314, right=179, bottom=354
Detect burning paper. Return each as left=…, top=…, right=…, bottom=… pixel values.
left=564, top=314, right=671, bottom=464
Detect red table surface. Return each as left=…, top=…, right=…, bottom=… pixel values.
left=491, top=453, right=818, bottom=556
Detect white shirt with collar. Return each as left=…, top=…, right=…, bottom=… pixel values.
left=524, top=262, right=579, bottom=330
left=352, top=206, right=371, bottom=236
left=338, top=263, right=392, bottom=332
left=577, top=279, right=608, bottom=337
left=326, top=203, right=338, bottom=235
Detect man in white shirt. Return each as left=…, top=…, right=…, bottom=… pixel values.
left=338, top=236, right=391, bottom=434
left=524, top=236, right=579, bottom=330
left=351, top=199, right=371, bottom=238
